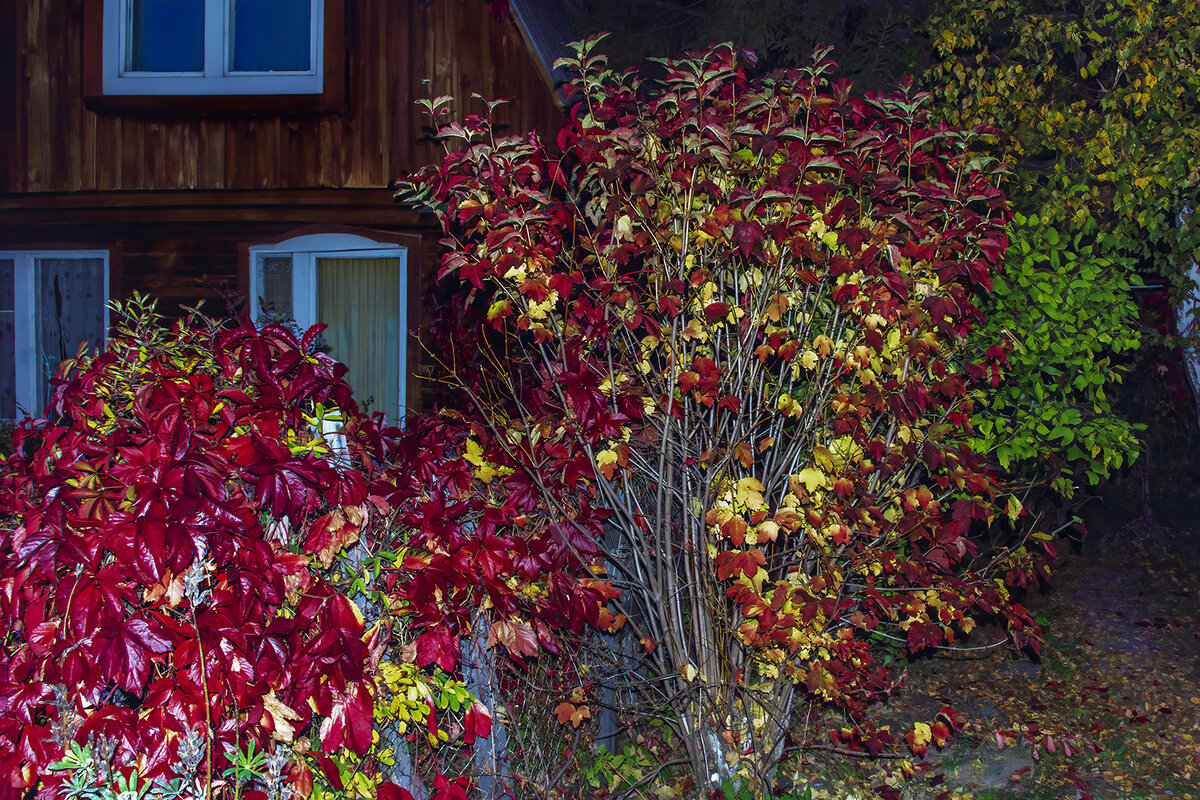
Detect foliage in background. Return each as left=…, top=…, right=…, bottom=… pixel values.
left=572, top=0, right=932, bottom=90
left=914, top=0, right=1200, bottom=503
left=397, top=37, right=1046, bottom=796
left=923, top=0, right=1200, bottom=284
left=969, top=213, right=1143, bottom=503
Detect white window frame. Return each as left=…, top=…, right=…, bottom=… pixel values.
left=101, top=0, right=325, bottom=96
left=0, top=250, right=110, bottom=421
left=248, top=233, right=408, bottom=420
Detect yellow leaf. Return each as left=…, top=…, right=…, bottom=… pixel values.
left=795, top=468, right=829, bottom=493
left=734, top=477, right=766, bottom=509
left=681, top=663, right=699, bottom=682
left=614, top=214, right=634, bottom=241
left=262, top=691, right=302, bottom=743
left=596, top=448, right=619, bottom=479
left=464, top=439, right=485, bottom=467
left=486, top=298, right=511, bottom=322
left=911, top=721, right=932, bottom=751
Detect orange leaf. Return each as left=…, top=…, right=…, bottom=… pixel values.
left=733, top=442, right=754, bottom=469
left=722, top=516, right=748, bottom=546
left=554, top=701, right=590, bottom=728
left=554, top=702, right=576, bottom=725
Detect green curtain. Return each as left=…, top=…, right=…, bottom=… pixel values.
left=317, top=257, right=403, bottom=422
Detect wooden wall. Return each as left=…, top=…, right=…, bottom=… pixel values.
left=0, top=0, right=566, bottom=194
left=0, top=0, right=566, bottom=412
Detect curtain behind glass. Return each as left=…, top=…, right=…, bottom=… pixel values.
left=37, top=259, right=106, bottom=409
left=0, top=259, right=13, bottom=419
left=317, top=257, right=402, bottom=421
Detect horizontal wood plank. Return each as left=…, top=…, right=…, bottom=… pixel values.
left=8, top=0, right=565, bottom=194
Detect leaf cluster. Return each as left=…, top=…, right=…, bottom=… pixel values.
left=0, top=297, right=603, bottom=800
left=0, top=297, right=390, bottom=798
left=924, top=0, right=1200, bottom=286
left=970, top=213, right=1143, bottom=498
left=397, top=36, right=1047, bottom=792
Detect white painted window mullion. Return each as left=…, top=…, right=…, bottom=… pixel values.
left=296, top=252, right=318, bottom=330
left=206, top=0, right=224, bottom=78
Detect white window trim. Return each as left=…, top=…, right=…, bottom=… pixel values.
left=0, top=250, right=110, bottom=421
left=248, top=233, right=408, bottom=420
left=101, top=0, right=324, bottom=96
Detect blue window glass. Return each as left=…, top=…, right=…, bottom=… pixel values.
left=128, top=0, right=204, bottom=72
left=231, top=0, right=312, bottom=72
left=0, top=259, right=14, bottom=419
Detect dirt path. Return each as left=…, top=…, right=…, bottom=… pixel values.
left=796, top=521, right=1200, bottom=799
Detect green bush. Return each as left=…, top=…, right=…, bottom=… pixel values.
left=971, top=212, right=1143, bottom=498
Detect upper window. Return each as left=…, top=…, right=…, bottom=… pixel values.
left=0, top=252, right=109, bottom=421
left=102, top=0, right=324, bottom=95
left=248, top=234, right=409, bottom=424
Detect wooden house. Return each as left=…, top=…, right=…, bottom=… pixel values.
left=0, top=0, right=571, bottom=423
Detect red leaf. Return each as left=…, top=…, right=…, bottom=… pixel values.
left=378, top=783, right=416, bottom=800
left=907, top=621, right=943, bottom=653
left=462, top=701, right=493, bottom=745
left=714, top=548, right=766, bottom=581
left=415, top=627, right=459, bottom=671
left=311, top=753, right=343, bottom=790
left=704, top=302, right=731, bottom=322
left=318, top=680, right=374, bottom=755
left=731, top=220, right=764, bottom=256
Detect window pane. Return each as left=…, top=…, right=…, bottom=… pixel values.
left=0, top=259, right=13, bottom=419
left=37, top=259, right=106, bottom=409
left=231, top=0, right=312, bottom=72
left=257, top=255, right=294, bottom=321
left=317, top=257, right=402, bottom=421
left=127, top=0, right=205, bottom=72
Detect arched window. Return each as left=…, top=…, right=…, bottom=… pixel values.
left=248, top=233, right=408, bottom=422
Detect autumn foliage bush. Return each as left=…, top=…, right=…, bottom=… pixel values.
left=397, top=38, right=1048, bottom=794
left=0, top=299, right=383, bottom=798
left=0, top=298, right=619, bottom=800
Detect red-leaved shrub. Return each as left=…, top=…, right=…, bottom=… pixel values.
left=0, top=299, right=384, bottom=798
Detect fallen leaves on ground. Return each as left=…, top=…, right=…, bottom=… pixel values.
left=786, top=521, right=1200, bottom=799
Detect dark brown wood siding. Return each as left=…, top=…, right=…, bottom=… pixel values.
left=0, top=0, right=564, bottom=412
left=0, top=0, right=565, bottom=194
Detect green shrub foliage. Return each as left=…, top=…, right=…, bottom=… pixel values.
left=397, top=38, right=1044, bottom=792
left=971, top=214, right=1143, bottom=498
left=918, top=0, right=1200, bottom=496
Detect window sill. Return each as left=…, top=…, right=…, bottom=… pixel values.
left=82, top=91, right=345, bottom=117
